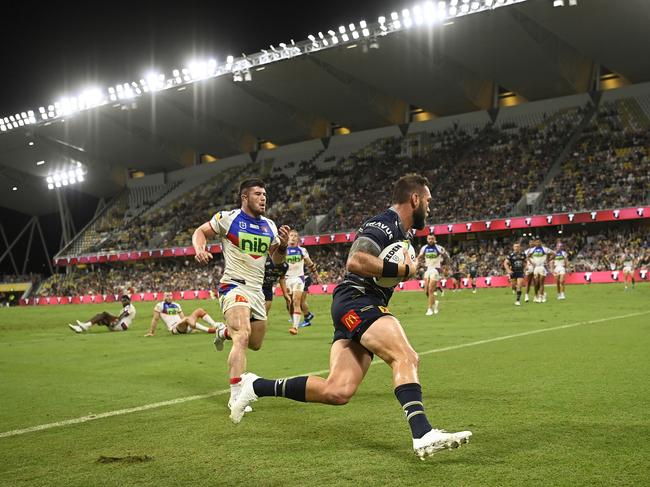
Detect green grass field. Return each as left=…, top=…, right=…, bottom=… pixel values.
left=1, top=284, right=649, bottom=486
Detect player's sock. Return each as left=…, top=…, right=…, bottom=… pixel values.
left=252, top=376, right=308, bottom=402
left=194, top=323, right=215, bottom=333
left=304, top=312, right=314, bottom=322
left=434, top=301, right=439, bottom=311
left=516, top=290, right=522, bottom=302
left=201, top=314, right=219, bottom=327
left=218, top=327, right=230, bottom=340
left=292, top=313, right=301, bottom=327
left=229, top=377, right=242, bottom=403
left=394, top=383, right=433, bottom=439
left=79, top=321, right=92, bottom=331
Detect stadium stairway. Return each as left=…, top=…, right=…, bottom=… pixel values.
left=514, top=101, right=598, bottom=216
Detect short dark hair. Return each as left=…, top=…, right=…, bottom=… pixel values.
left=391, top=173, right=430, bottom=204
left=121, top=294, right=131, bottom=301
left=239, top=178, right=266, bottom=197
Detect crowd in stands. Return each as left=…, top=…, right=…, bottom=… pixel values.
left=34, top=226, right=649, bottom=297
left=0, top=273, right=40, bottom=284
left=543, top=99, right=650, bottom=213
left=52, top=94, right=650, bottom=258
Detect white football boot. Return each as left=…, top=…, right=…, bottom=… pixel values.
left=425, top=308, right=433, bottom=316
left=68, top=323, right=83, bottom=333
left=229, top=372, right=259, bottom=424
left=413, top=429, right=472, bottom=460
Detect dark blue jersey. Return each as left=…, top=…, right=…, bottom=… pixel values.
left=262, top=257, right=288, bottom=289
left=340, top=208, right=412, bottom=305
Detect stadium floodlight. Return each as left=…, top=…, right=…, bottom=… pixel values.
left=338, top=25, right=346, bottom=34
left=38, top=161, right=46, bottom=166
left=47, top=183, right=54, bottom=190
left=553, top=0, right=564, bottom=5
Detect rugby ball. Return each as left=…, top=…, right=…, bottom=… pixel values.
left=374, top=241, right=417, bottom=288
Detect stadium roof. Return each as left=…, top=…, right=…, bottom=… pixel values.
left=1, top=0, right=649, bottom=216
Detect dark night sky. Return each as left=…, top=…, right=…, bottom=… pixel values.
left=0, top=0, right=404, bottom=275
left=0, top=0, right=404, bottom=115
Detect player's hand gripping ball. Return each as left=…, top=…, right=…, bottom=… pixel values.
left=374, top=241, right=417, bottom=288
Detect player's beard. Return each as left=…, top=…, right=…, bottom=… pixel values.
left=413, top=203, right=427, bottom=230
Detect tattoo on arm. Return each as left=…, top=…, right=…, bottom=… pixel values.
left=349, top=237, right=381, bottom=258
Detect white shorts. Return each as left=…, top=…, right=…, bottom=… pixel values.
left=554, top=267, right=566, bottom=276
left=525, top=264, right=534, bottom=275
left=286, top=276, right=305, bottom=293
left=218, top=283, right=266, bottom=321
left=424, top=268, right=440, bottom=280
left=533, top=266, right=547, bottom=277
left=109, top=320, right=129, bottom=332
left=623, top=266, right=633, bottom=273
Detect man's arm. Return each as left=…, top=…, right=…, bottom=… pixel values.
left=304, top=255, right=319, bottom=283
left=145, top=311, right=161, bottom=337
left=270, top=225, right=291, bottom=265
left=346, top=237, right=414, bottom=279
left=503, top=257, right=512, bottom=274
left=192, top=222, right=217, bottom=264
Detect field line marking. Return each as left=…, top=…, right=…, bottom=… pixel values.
left=2, top=310, right=647, bottom=440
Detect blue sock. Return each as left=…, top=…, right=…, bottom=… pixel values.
left=394, top=383, right=432, bottom=439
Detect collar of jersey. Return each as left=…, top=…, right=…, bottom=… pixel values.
left=239, top=209, right=263, bottom=223
left=387, top=207, right=408, bottom=236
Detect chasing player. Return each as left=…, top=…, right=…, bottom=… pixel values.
left=298, top=272, right=315, bottom=328
left=68, top=295, right=136, bottom=333
left=285, top=230, right=318, bottom=335
left=144, top=292, right=223, bottom=336
left=622, top=249, right=636, bottom=291
left=524, top=240, right=535, bottom=302
left=262, top=255, right=289, bottom=314
left=418, top=233, right=449, bottom=315
left=552, top=243, right=569, bottom=300
left=466, top=254, right=479, bottom=294
left=230, top=174, right=472, bottom=460
left=504, top=243, right=527, bottom=306
left=192, top=178, right=290, bottom=413
left=526, top=237, right=554, bottom=303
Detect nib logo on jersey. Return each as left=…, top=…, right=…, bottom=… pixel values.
left=239, top=232, right=271, bottom=258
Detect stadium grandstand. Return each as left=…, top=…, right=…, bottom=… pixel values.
left=0, top=1, right=648, bottom=306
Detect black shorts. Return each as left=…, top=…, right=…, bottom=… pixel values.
left=304, top=275, right=313, bottom=292
left=331, top=285, right=392, bottom=345
left=510, top=271, right=524, bottom=280
left=453, top=273, right=462, bottom=280
left=469, top=272, right=478, bottom=279
left=262, top=286, right=274, bottom=302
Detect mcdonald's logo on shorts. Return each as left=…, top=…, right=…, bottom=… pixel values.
left=341, top=310, right=361, bottom=331
left=235, top=294, right=248, bottom=303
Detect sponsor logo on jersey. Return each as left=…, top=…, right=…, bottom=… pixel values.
left=378, top=306, right=390, bottom=314
left=365, top=221, right=393, bottom=238
left=341, top=310, right=361, bottom=331
left=239, top=232, right=271, bottom=258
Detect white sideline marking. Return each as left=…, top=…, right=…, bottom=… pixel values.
left=1, top=310, right=647, bottom=440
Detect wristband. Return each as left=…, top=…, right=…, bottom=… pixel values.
left=382, top=261, right=399, bottom=277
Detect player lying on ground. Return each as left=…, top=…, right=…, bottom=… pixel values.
left=229, top=173, right=472, bottom=460
left=145, top=292, right=223, bottom=336
left=68, top=295, right=136, bottom=333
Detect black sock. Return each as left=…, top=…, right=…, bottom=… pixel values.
left=472, top=283, right=476, bottom=290
left=253, top=377, right=308, bottom=402
left=516, top=290, right=522, bottom=301
left=305, top=312, right=314, bottom=321
left=394, top=383, right=432, bottom=439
